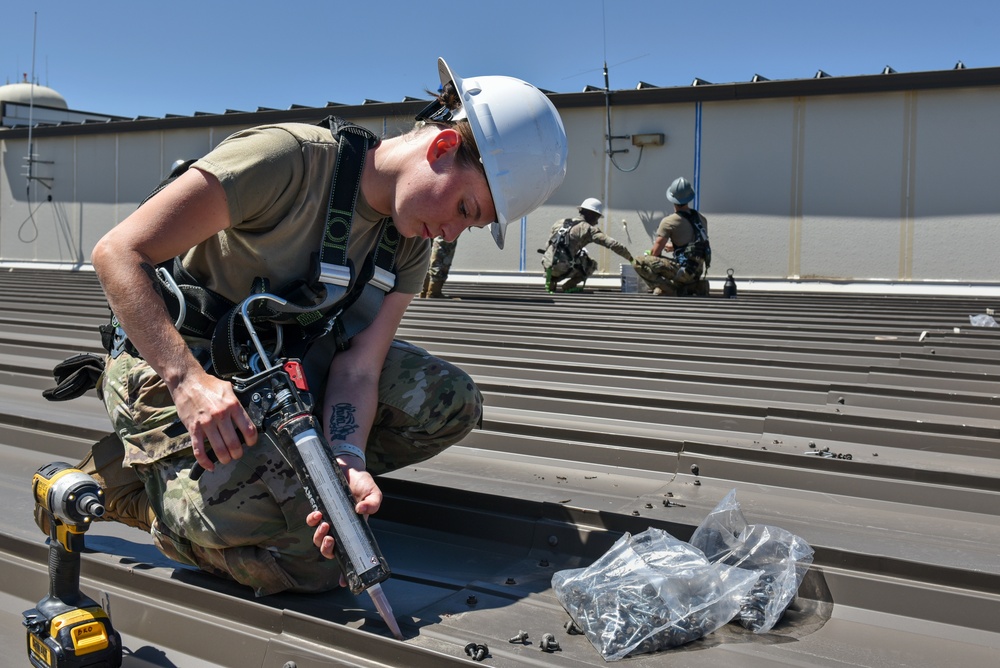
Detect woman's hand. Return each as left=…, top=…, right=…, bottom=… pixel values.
left=171, top=369, right=257, bottom=471
left=307, top=456, right=382, bottom=563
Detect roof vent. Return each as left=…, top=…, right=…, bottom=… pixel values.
left=691, top=77, right=712, bottom=86
left=814, top=70, right=831, bottom=79
left=636, top=81, right=659, bottom=89
left=954, top=60, right=966, bottom=69
left=882, top=65, right=897, bottom=74
left=751, top=74, right=769, bottom=82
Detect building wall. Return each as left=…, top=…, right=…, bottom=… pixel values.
left=1, top=84, right=998, bottom=285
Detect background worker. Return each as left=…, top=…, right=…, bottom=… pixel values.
left=540, top=197, right=633, bottom=293
left=632, top=177, right=712, bottom=296
left=420, top=235, right=458, bottom=298
left=68, top=58, right=568, bottom=596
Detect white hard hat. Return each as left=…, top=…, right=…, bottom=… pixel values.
left=579, top=197, right=603, bottom=217
left=437, top=58, right=568, bottom=249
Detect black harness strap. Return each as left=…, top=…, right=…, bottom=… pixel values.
left=207, top=120, right=400, bottom=378
left=101, top=117, right=401, bottom=377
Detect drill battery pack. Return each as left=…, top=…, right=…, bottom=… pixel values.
left=24, top=603, right=122, bottom=668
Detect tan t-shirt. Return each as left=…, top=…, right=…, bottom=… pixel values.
left=655, top=210, right=709, bottom=250
left=186, top=123, right=429, bottom=304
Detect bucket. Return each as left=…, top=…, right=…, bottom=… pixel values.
left=620, top=263, right=650, bottom=293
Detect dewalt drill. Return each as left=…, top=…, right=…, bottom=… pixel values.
left=23, top=462, right=123, bottom=668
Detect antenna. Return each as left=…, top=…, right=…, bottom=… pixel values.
left=23, top=11, right=53, bottom=191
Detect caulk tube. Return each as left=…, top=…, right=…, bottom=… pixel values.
left=273, top=412, right=391, bottom=595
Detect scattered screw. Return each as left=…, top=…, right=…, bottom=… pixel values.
left=464, top=642, right=489, bottom=661
left=508, top=630, right=529, bottom=644
left=564, top=619, right=584, bottom=635
left=466, top=595, right=478, bottom=606
left=548, top=535, right=559, bottom=547
left=837, top=396, right=845, bottom=404
left=631, top=510, right=640, bottom=516
left=283, top=663, right=297, bottom=668
left=808, top=441, right=817, bottom=448
left=505, top=577, right=516, bottom=585
left=538, top=559, right=549, bottom=567
left=645, top=503, right=653, bottom=509
left=690, top=464, right=700, bottom=476
left=539, top=633, right=561, bottom=652
left=693, top=480, right=701, bottom=486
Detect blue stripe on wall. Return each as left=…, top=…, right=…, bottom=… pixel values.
left=519, top=216, right=527, bottom=271
left=693, top=101, right=702, bottom=210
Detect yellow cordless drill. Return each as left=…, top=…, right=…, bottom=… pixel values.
left=23, top=462, right=123, bottom=668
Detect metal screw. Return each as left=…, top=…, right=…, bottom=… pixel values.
left=466, top=595, right=478, bottom=606
left=690, top=464, right=700, bottom=476
left=283, top=663, right=297, bottom=668
left=505, top=577, right=516, bottom=585
left=548, top=535, right=559, bottom=547
left=539, top=633, right=561, bottom=652
left=465, top=642, right=489, bottom=661
left=564, top=619, right=584, bottom=635
left=538, top=559, right=549, bottom=567
left=508, top=630, right=529, bottom=644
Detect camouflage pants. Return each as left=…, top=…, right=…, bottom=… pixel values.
left=632, top=256, right=703, bottom=292
left=547, top=254, right=597, bottom=289
left=100, top=339, right=483, bottom=596
left=427, top=237, right=458, bottom=281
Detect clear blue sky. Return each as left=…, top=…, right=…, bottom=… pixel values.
left=3, top=1, right=999, bottom=119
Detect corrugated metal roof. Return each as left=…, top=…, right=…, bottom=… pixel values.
left=2, top=269, right=998, bottom=667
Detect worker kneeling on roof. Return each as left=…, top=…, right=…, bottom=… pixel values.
left=45, top=58, right=567, bottom=597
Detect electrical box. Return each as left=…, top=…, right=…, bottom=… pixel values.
left=631, top=133, right=665, bottom=147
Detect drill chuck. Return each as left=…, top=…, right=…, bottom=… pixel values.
left=33, top=462, right=106, bottom=527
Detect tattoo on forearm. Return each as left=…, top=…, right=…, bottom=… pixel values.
left=329, top=403, right=359, bottom=441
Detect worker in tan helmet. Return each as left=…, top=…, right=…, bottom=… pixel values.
left=540, top=197, right=633, bottom=293
left=632, top=177, right=712, bottom=296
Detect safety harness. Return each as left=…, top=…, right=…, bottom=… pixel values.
left=672, top=209, right=712, bottom=279
left=48, top=116, right=400, bottom=400
left=545, top=218, right=589, bottom=273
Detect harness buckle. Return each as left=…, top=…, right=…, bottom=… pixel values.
left=370, top=266, right=396, bottom=293
left=318, top=263, right=352, bottom=287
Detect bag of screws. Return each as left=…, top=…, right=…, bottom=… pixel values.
left=689, top=489, right=814, bottom=633
left=552, top=527, right=760, bottom=661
